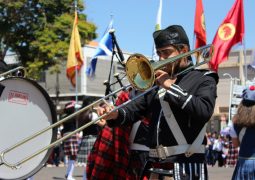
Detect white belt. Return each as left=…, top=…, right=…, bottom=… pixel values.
left=130, top=143, right=150, bottom=151
left=149, top=144, right=205, bottom=159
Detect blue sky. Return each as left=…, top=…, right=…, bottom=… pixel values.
left=84, top=0, right=255, bottom=57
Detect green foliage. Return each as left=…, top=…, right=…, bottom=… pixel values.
left=26, top=59, right=45, bottom=80
left=0, top=0, right=97, bottom=79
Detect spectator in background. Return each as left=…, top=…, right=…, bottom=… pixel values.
left=205, top=132, right=214, bottom=166
left=229, top=86, right=255, bottom=180
left=62, top=101, right=79, bottom=180
left=52, top=130, right=62, bottom=167
left=225, top=134, right=238, bottom=168
left=212, top=135, right=225, bottom=167
left=208, top=131, right=217, bottom=166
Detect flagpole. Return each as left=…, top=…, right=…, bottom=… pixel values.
left=74, top=0, right=78, bottom=108
left=192, top=33, right=195, bottom=52
left=243, top=38, right=247, bottom=85
left=105, top=15, right=115, bottom=103
left=242, top=0, right=247, bottom=85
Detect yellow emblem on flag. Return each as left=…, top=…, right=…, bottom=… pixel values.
left=218, top=23, right=236, bottom=41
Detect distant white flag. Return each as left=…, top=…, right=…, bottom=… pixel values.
left=155, top=0, right=162, bottom=31
left=152, top=0, right=163, bottom=60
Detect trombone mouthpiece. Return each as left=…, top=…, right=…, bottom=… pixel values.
left=109, top=29, right=115, bottom=34
left=103, top=80, right=109, bottom=85
left=114, top=73, right=120, bottom=78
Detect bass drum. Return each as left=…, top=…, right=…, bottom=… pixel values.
left=0, top=77, right=57, bottom=180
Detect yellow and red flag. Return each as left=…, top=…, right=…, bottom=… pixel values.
left=66, top=11, right=84, bottom=86
left=209, top=0, right=244, bottom=71
left=194, top=0, right=206, bottom=49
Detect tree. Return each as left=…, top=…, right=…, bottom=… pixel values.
left=0, top=0, right=97, bottom=79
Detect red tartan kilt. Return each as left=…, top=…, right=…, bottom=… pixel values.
left=86, top=92, right=132, bottom=179
left=86, top=126, right=131, bottom=179
left=63, top=133, right=79, bottom=156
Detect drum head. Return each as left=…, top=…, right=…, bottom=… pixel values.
left=0, top=77, right=57, bottom=180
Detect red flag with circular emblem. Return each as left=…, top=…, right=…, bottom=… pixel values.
left=209, top=0, right=244, bottom=72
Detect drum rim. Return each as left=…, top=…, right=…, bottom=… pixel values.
left=0, top=77, right=58, bottom=180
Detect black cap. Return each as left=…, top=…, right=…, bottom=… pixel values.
left=242, top=86, right=255, bottom=106
left=153, top=25, right=190, bottom=49
left=64, top=101, right=76, bottom=115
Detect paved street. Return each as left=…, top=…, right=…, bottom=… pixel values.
left=32, top=165, right=235, bottom=180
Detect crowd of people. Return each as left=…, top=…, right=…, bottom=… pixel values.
left=205, top=132, right=239, bottom=168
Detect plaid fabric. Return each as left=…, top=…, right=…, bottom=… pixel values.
left=86, top=90, right=132, bottom=180
left=86, top=126, right=131, bottom=180
left=63, top=133, right=79, bottom=156
left=226, top=141, right=239, bottom=167
left=77, top=135, right=97, bottom=163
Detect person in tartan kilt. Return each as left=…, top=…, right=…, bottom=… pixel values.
left=62, top=101, right=80, bottom=180
left=86, top=90, right=132, bottom=180
left=96, top=25, right=219, bottom=180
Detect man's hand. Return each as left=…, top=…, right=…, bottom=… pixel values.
left=95, top=104, right=119, bottom=121
left=90, top=111, right=107, bottom=127
left=155, top=69, right=176, bottom=89
left=96, top=119, right=107, bottom=127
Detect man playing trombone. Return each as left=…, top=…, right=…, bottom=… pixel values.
left=96, top=25, right=218, bottom=180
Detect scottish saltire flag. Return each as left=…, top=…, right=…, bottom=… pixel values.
left=86, top=19, right=113, bottom=76
left=152, top=0, right=162, bottom=61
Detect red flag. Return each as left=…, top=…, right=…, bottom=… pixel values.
left=66, top=11, right=84, bottom=87
left=194, top=0, right=206, bottom=49
left=209, top=0, right=244, bottom=71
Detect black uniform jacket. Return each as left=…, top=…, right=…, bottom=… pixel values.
left=109, top=69, right=219, bottom=163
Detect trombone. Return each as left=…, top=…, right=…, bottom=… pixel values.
left=0, top=44, right=213, bottom=170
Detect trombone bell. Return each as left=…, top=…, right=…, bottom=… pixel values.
left=125, top=54, right=155, bottom=91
